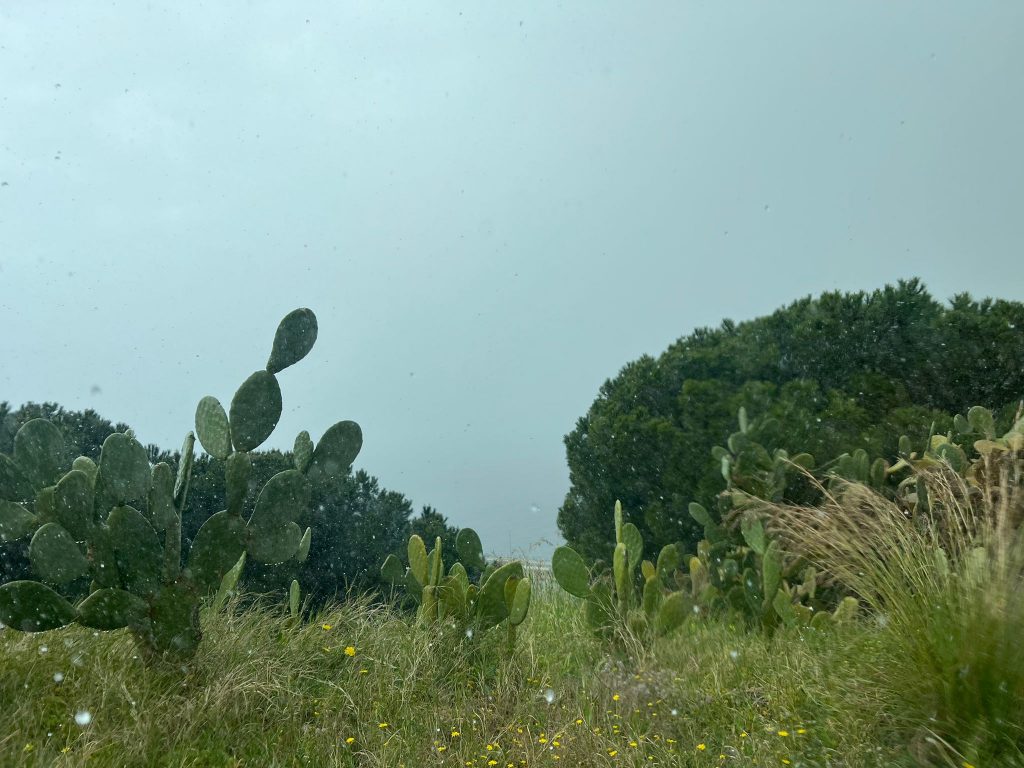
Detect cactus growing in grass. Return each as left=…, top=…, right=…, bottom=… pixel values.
left=0, top=309, right=362, bottom=661
left=551, top=500, right=693, bottom=642
left=380, top=529, right=532, bottom=646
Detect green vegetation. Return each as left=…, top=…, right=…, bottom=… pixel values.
left=2, top=286, right=1022, bottom=766
left=0, top=581, right=912, bottom=767
left=560, top=280, right=1024, bottom=559
left=551, top=500, right=692, bottom=648
left=0, top=308, right=363, bottom=660
left=381, top=529, right=532, bottom=651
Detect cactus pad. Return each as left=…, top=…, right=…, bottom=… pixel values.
left=229, top=370, right=283, bottom=452
left=306, top=421, right=362, bottom=482
left=0, top=454, right=36, bottom=502
left=0, top=500, right=38, bottom=543
left=0, top=580, right=77, bottom=631
left=266, top=308, right=318, bottom=375
left=195, top=396, right=232, bottom=459
left=108, top=505, right=163, bottom=596
left=94, top=432, right=152, bottom=512
left=76, top=588, right=147, bottom=630
left=455, top=527, right=485, bottom=570
left=551, top=546, right=591, bottom=598
left=29, top=523, right=89, bottom=585
left=187, top=511, right=247, bottom=591
left=13, top=419, right=65, bottom=490
left=293, top=431, right=314, bottom=473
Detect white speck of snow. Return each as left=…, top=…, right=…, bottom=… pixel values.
left=53, top=672, right=64, bottom=683
left=74, top=710, right=92, bottom=727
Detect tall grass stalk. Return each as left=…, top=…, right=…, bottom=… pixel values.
left=752, top=465, right=1024, bottom=764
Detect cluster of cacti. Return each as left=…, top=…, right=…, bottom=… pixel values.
left=713, top=407, right=815, bottom=505
left=828, top=404, right=1023, bottom=525
left=687, top=500, right=855, bottom=631
left=679, top=407, right=861, bottom=632
left=380, top=529, right=532, bottom=644
left=0, top=309, right=361, bottom=661
left=551, top=501, right=692, bottom=642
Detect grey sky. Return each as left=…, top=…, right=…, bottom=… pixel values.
left=1, top=2, right=1022, bottom=557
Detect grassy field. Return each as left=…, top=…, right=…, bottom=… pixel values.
left=2, top=577, right=921, bottom=768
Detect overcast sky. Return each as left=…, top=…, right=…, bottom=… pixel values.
left=1, top=2, right=1022, bottom=557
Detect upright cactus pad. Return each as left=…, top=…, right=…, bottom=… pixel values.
left=267, top=308, right=318, bottom=375
left=552, top=546, right=590, bottom=598
left=229, top=370, right=283, bottom=452
left=195, top=396, right=232, bottom=460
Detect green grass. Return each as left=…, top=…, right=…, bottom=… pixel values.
left=2, top=577, right=914, bottom=768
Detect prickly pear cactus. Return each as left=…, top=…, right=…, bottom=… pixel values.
left=0, top=308, right=362, bottom=662
left=551, top=500, right=693, bottom=645
left=381, top=528, right=531, bottom=647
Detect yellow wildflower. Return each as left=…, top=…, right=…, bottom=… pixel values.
left=344, top=646, right=356, bottom=656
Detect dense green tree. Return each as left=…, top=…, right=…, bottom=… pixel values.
left=559, top=280, right=1024, bottom=561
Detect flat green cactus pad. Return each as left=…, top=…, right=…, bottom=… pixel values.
left=137, top=581, right=201, bottom=660
left=477, top=561, right=524, bottom=629
left=622, top=522, right=643, bottom=567
left=95, top=432, right=152, bottom=512
left=307, top=421, right=362, bottom=482
left=108, top=505, right=163, bottom=596
left=229, top=370, right=283, bottom=452
left=656, top=591, right=692, bottom=636
left=0, top=580, right=77, bottom=631
left=293, top=431, right=313, bottom=473
left=224, top=452, right=252, bottom=517
left=296, top=527, right=312, bottom=562
left=76, top=588, right=148, bottom=630
left=187, top=511, right=247, bottom=592
left=407, top=534, right=429, bottom=585
left=267, top=308, right=318, bottom=375
left=0, top=454, right=35, bottom=503
left=455, top=527, right=485, bottom=570
left=0, top=500, right=38, bottom=543
left=551, top=546, right=591, bottom=598
left=508, top=577, right=531, bottom=626
left=380, top=553, right=405, bottom=584
left=656, top=544, right=679, bottom=582
left=14, top=419, right=66, bottom=490
left=149, top=462, right=176, bottom=531
left=195, top=396, right=232, bottom=459
left=246, top=470, right=309, bottom=563
left=29, top=523, right=89, bottom=585
left=71, top=455, right=97, bottom=483
left=53, top=469, right=94, bottom=541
